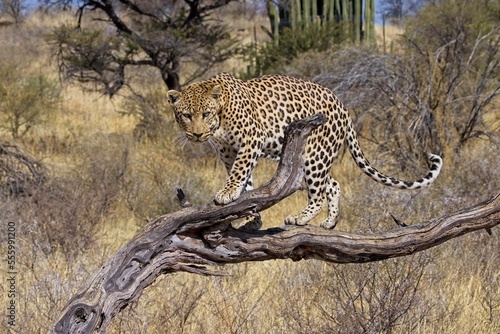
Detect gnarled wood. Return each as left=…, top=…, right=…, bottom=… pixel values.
left=49, top=114, right=500, bottom=334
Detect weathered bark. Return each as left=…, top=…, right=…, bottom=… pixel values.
left=49, top=114, right=500, bottom=333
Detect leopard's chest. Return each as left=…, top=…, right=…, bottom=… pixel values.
left=212, top=125, right=284, bottom=162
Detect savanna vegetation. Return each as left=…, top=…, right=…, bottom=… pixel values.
left=0, top=0, right=498, bottom=333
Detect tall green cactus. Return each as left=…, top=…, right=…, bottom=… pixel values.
left=266, top=0, right=280, bottom=44
left=354, top=0, right=361, bottom=43
left=365, top=0, right=376, bottom=45
left=303, top=0, right=310, bottom=27
left=267, top=0, right=376, bottom=46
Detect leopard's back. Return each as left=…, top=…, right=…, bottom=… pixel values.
left=218, top=74, right=350, bottom=160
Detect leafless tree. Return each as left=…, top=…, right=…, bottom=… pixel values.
left=379, top=0, right=429, bottom=22
left=0, top=0, right=24, bottom=23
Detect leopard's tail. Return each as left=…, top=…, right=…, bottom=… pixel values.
left=345, top=118, right=442, bottom=189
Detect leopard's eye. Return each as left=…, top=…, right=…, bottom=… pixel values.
left=182, top=113, right=192, bottom=120
left=202, top=112, right=210, bottom=119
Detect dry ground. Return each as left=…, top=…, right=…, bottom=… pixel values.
left=0, top=9, right=498, bottom=334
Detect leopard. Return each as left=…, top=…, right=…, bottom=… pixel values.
left=167, top=73, right=443, bottom=229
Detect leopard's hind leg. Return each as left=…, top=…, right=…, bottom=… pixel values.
left=284, top=124, right=342, bottom=228
left=284, top=181, right=326, bottom=226
left=284, top=140, right=330, bottom=226
left=320, top=176, right=341, bottom=229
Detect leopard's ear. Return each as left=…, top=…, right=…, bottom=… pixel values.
left=211, top=85, right=222, bottom=100
left=167, top=90, right=181, bottom=105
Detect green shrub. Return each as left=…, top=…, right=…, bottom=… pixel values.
left=119, top=88, right=169, bottom=141
left=241, top=21, right=346, bottom=77
left=0, top=63, right=60, bottom=139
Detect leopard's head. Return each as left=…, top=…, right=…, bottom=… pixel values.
left=167, top=83, right=223, bottom=142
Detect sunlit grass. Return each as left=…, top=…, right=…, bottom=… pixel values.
left=1, top=11, right=498, bottom=334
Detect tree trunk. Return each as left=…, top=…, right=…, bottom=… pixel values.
left=49, top=115, right=500, bottom=334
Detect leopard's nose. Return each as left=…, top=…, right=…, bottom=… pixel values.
left=193, top=133, right=203, bottom=140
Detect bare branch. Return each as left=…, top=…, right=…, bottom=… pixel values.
left=0, top=142, right=46, bottom=197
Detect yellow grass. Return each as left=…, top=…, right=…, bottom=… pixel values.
left=1, top=10, right=498, bottom=334
left=375, top=23, right=405, bottom=53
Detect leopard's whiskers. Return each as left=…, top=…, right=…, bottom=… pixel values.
left=173, top=134, right=188, bottom=149
left=207, top=137, right=224, bottom=157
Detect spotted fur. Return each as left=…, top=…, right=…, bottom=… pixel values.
left=167, top=73, right=442, bottom=229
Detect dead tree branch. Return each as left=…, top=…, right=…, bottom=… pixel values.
left=0, top=142, right=46, bottom=197
left=49, top=114, right=499, bottom=334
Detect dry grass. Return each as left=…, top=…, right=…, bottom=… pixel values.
left=375, top=23, right=405, bottom=53
left=0, top=12, right=498, bottom=334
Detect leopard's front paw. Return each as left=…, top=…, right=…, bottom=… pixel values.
left=284, top=213, right=309, bottom=226
left=214, top=187, right=242, bottom=205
